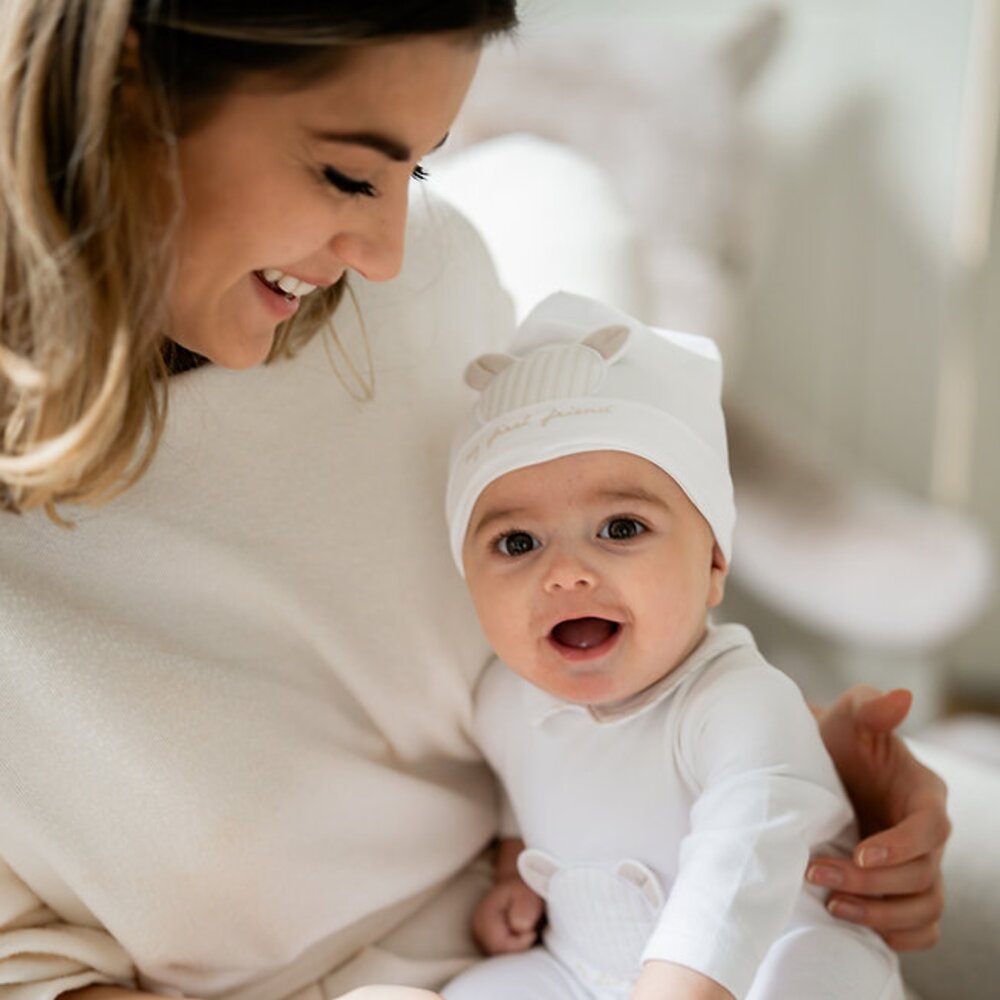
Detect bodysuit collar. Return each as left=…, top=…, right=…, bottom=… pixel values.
left=521, top=621, right=755, bottom=726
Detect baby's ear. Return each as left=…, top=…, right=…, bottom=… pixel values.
left=708, top=542, right=729, bottom=609
left=582, top=324, right=630, bottom=363
left=517, top=848, right=561, bottom=898
left=464, top=353, right=515, bottom=391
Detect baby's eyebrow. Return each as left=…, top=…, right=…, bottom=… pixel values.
left=591, top=487, right=669, bottom=510
left=468, top=505, right=529, bottom=540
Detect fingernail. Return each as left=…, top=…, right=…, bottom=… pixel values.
left=828, top=899, right=865, bottom=922
left=858, top=845, right=889, bottom=868
left=807, top=864, right=845, bottom=888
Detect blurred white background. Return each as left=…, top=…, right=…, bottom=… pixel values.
left=441, top=0, right=1000, bottom=730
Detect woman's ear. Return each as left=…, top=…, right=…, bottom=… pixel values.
left=119, top=27, right=143, bottom=83
left=707, top=543, right=728, bottom=608
left=118, top=28, right=150, bottom=120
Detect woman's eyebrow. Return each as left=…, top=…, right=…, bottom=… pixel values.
left=308, top=129, right=450, bottom=162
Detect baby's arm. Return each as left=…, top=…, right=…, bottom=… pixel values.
left=641, top=658, right=852, bottom=998
left=632, top=961, right=734, bottom=1000
left=471, top=837, right=545, bottom=954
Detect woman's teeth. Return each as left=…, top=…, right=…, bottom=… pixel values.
left=260, top=268, right=318, bottom=299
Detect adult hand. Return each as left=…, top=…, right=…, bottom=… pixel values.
left=808, top=686, right=950, bottom=950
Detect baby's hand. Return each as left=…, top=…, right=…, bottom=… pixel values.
left=472, top=876, right=544, bottom=955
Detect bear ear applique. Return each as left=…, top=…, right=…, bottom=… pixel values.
left=582, top=324, right=631, bottom=364
left=464, top=353, right=516, bottom=391
left=517, top=848, right=563, bottom=899
left=614, top=859, right=665, bottom=910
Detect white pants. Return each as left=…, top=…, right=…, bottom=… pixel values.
left=442, top=925, right=905, bottom=1000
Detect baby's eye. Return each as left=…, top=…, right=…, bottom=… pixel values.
left=496, top=531, right=539, bottom=558
left=599, top=518, right=646, bottom=541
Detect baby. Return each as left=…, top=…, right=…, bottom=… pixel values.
left=441, top=292, right=904, bottom=1000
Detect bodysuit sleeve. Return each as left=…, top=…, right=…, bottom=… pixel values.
left=0, top=856, right=135, bottom=1000
left=640, top=658, right=852, bottom=1000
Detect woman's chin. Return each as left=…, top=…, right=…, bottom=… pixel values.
left=170, top=325, right=276, bottom=371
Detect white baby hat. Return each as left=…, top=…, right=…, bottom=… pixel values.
left=445, top=291, right=735, bottom=570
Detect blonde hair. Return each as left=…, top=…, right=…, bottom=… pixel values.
left=0, top=1, right=173, bottom=520
left=0, top=0, right=517, bottom=521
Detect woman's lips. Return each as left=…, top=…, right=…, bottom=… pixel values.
left=548, top=617, right=621, bottom=661
left=252, top=270, right=302, bottom=320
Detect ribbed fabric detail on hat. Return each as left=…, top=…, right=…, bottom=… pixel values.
left=448, top=291, right=735, bottom=573
left=477, top=344, right=606, bottom=423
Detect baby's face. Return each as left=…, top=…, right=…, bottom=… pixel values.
left=462, top=451, right=727, bottom=706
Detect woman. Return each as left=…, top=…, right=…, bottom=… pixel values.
left=0, top=4, right=947, bottom=1000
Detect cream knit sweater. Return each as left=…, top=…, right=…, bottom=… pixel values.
left=0, top=194, right=514, bottom=1000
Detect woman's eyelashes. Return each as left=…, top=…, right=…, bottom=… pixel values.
left=322, top=165, right=376, bottom=197
left=322, top=163, right=430, bottom=197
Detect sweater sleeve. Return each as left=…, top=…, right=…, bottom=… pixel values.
left=0, top=857, right=135, bottom=1000
left=640, top=659, right=853, bottom=1000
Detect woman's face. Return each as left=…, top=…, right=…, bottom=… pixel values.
left=168, top=34, right=481, bottom=368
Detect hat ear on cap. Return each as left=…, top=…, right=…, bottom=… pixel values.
left=582, top=324, right=631, bottom=364
left=464, top=353, right=516, bottom=391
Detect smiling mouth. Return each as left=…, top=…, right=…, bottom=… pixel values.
left=253, top=269, right=318, bottom=301
left=550, top=617, right=621, bottom=651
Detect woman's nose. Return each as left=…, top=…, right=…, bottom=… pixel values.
left=331, top=182, right=408, bottom=282
left=542, top=545, right=599, bottom=593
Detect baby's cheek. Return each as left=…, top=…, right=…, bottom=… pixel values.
left=483, top=605, right=529, bottom=664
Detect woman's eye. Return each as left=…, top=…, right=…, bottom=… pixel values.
left=322, top=165, right=376, bottom=198
left=411, top=163, right=430, bottom=182
left=599, top=518, right=645, bottom=541
left=496, top=531, right=539, bottom=558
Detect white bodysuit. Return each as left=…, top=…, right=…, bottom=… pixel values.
left=443, top=624, right=904, bottom=1000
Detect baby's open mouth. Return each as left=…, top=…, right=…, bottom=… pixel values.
left=550, top=617, right=620, bottom=650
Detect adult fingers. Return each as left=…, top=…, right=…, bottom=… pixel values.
left=825, top=881, right=944, bottom=947
left=881, top=924, right=944, bottom=952
left=807, top=853, right=938, bottom=898
left=854, top=801, right=952, bottom=868
left=851, top=687, right=913, bottom=734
